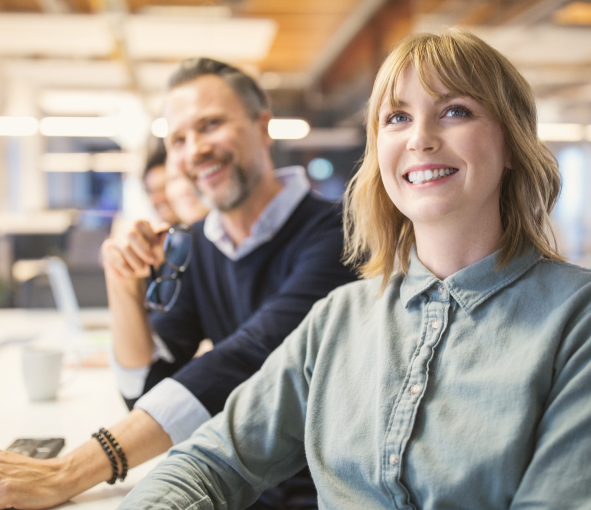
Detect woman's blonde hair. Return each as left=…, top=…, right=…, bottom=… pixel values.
left=343, top=29, right=563, bottom=291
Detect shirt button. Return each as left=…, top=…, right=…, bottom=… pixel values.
left=410, top=384, right=421, bottom=395
left=389, top=454, right=399, bottom=465
left=438, top=285, right=445, bottom=294
left=431, top=319, right=441, bottom=329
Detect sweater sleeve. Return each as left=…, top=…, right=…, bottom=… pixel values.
left=118, top=295, right=327, bottom=510
left=170, top=209, right=355, bottom=416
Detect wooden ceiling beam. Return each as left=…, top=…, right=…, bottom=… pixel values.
left=319, top=0, right=413, bottom=94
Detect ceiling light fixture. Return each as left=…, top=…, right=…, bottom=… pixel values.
left=0, top=116, right=39, bottom=136
left=40, top=117, right=120, bottom=137
left=538, top=123, right=584, bottom=142
left=151, top=118, right=168, bottom=138
left=268, top=119, right=310, bottom=140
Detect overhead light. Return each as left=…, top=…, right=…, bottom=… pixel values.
left=93, top=152, right=141, bottom=173
left=268, top=119, right=310, bottom=140
left=152, top=117, right=311, bottom=140
left=0, top=116, right=38, bottom=136
left=40, top=117, right=120, bottom=137
left=40, top=152, right=140, bottom=173
left=152, top=118, right=168, bottom=138
left=139, top=6, right=232, bottom=17
left=538, top=123, right=584, bottom=142
left=39, top=90, right=137, bottom=115
left=40, top=152, right=91, bottom=172
left=125, top=17, right=277, bottom=61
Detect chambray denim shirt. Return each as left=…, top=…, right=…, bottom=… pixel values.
left=119, top=247, right=591, bottom=510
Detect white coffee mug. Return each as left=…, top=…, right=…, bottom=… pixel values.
left=21, top=347, right=64, bottom=401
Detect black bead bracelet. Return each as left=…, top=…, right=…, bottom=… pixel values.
left=92, top=432, right=119, bottom=485
left=100, top=428, right=128, bottom=482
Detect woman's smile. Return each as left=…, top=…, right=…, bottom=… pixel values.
left=403, top=164, right=459, bottom=185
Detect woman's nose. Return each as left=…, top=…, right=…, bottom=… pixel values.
left=406, top=119, right=440, bottom=153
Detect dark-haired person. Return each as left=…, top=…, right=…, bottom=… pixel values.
left=143, top=145, right=182, bottom=225
left=116, top=30, right=591, bottom=509
left=0, top=58, right=356, bottom=510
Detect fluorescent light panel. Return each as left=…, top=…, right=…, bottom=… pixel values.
left=40, top=117, right=120, bottom=137
left=151, top=117, right=311, bottom=140
left=538, top=123, right=584, bottom=141
left=0, top=116, right=38, bottom=136
left=268, top=119, right=310, bottom=140
left=40, top=152, right=139, bottom=173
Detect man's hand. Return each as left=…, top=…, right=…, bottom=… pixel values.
left=102, top=221, right=170, bottom=369
left=0, top=450, right=73, bottom=510
left=102, top=220, right=169, bottom=280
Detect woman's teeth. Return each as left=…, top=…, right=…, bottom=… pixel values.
left=407, top=168, right=457, bottom=184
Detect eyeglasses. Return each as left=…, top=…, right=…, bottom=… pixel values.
left=145, top=225, right=193, bottom=313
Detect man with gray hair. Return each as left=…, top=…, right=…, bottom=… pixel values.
left=0, top=58, right=355, bottom=509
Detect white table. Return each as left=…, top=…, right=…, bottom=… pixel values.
left=0, top=308, right=163, bottom=509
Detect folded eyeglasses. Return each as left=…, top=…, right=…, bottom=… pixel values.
left=144, top=225, right=193, bottom=313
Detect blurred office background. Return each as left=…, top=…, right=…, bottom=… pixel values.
left=1, top=0, right=591, bottom=308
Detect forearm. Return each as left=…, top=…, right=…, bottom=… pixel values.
left=0, top=410, right=173, bottom=510
left=106, top=269, right=154, bottom=368
left=62, top=409, right=173, bottom=495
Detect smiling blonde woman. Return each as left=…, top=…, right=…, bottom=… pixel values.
left=117, top=30, right=591, bottom=510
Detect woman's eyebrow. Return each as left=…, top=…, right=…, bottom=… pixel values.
left=435, top=92, right=460, bottom=104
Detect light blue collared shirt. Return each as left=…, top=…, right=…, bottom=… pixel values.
left=110, top=166, right=311, bottom=445
left=120, top=247, right=591, bottom=509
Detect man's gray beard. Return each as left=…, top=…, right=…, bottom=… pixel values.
left=195, top=165, right=260, bottom=213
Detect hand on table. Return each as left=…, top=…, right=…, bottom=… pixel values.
left=102, top=220, right=169, bottom=281
left=0, top=449, right=72, bottom=510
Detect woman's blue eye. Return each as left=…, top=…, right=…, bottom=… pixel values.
left=388, top=113, right=410, bottom=124
left=445, top=106, right=470, bottom=118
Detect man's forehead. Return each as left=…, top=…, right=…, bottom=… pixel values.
left=163, top=75, right=242, bottom=119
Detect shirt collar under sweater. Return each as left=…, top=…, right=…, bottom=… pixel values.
left=203, top=166, right=311, bottom=261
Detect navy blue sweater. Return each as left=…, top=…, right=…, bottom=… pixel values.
left=141, top=193, right=357, bottom=415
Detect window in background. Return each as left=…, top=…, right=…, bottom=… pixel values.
left=552, top=144, right=591, bottom=265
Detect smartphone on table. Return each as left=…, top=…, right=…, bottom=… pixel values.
left=6, top=438, right=65, bottom=459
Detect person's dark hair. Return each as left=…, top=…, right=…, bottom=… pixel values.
left=167, top=57, right=269, bottom=119
left=143, top=144, right=167, bottom=182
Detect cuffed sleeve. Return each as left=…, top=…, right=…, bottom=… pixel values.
left=135, top=378, right=213, bottom=445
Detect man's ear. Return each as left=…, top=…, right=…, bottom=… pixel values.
left=256, top=110, right=274, bottom=147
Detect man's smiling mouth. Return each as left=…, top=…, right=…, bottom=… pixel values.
left=405, top=167, right=458, bottom=184
left=192, top=161, right=227, bottom=181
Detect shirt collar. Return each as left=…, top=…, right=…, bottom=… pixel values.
left=203, top=166, right=311, bottom=261
left=400, top=245, right=542, bottom=313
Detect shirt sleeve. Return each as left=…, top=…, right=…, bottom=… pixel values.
left=134, top=378, right=212, bottom=445
left=118, top=297, right=325, bottom=510
left=169, top=209, right=356, bottom=417
left=108, top=333, right=176, bottom=401
left=510, top=303, right=591, bottom=509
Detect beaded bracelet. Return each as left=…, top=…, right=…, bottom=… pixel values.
left=91, top=432, right=119, bottom=485
left=100, top=428, right=129, bottom=482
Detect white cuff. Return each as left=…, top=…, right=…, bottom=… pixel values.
left=134, top=378, right=212, bottom=445
left=108, top=346, right=151, bottom=400
left=107, top=332, right=176, bottom=400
